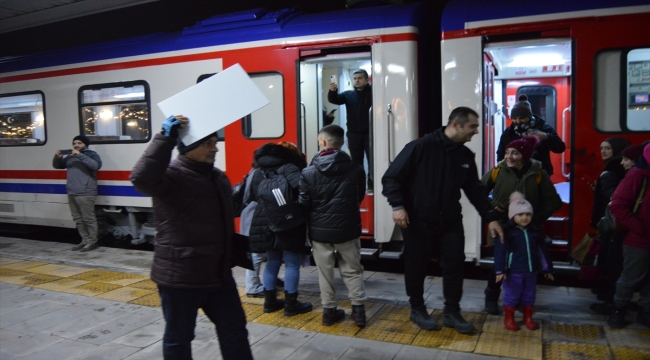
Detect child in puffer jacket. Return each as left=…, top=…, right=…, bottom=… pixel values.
left=494, top=192, right=554, bottom=331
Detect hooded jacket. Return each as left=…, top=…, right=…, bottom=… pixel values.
left=494, top=222, right=553, bottom=274
left=496, top=116, right=565, bottom=176
left=130, top=134, right=234, bottom=289
left=609, top=158, right=650, bottom=249
left=249, top=143, right=309, bottom=254
left=299, top=149, right=366, bottom=243
left=327, top=85, right=372, bottom=134
left=52, top=148, right=102, bottom=196
left=482, top=159, right=562, bottom=228
left=382, top=127, right=498, bottom=226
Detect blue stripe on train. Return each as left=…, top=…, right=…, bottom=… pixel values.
left=0, top=183, right=146, bottom=197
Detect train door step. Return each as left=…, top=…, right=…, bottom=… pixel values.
left=378, top=251, right=402, bottom=260
left=479, top=257, right=580, bottom=275
left=360, top=248, right=379, bottom=259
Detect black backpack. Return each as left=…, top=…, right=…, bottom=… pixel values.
left=257, top=164, right=306, bottom=232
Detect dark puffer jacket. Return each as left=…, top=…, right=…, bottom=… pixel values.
left=494, top=222, right=553, bottom=275
left=249, top=143, right=309, bottom=254
left=130, top=134, right=234, bottom=289
left=590, top=156, right=627, bottom=229
left=299, top=149, right=366, bottom=243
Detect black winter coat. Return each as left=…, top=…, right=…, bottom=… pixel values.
left=249, top=143, right=309, bottom=254
left=590, top=156, right=627, bottom=229
left=496, top=116, right=565, bottom=176
left=327, top=85, right=372, bottom=134
left=382, top=127, right=498, bottom=226
left=130, top=134, right=234, bottom=289
left=299, top=149, right=366, bottom=243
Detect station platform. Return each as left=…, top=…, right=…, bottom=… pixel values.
left=1, top=236, right=649, bottom=360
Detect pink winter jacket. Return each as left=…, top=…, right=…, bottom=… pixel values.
left=609, top=166, right=650, bottom=249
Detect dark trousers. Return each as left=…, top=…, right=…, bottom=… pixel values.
left=402, top=219, right=465, bottom=313
left=158, top=277, right=253, bottom=360
left=347, top=131, right=373, bottom=190
left=502, top=272, right=538, bottom=307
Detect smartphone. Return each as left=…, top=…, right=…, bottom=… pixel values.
left=60, top=149, right=73, bottom=155
left=331, top=109, right=337, bottom=113
left=330, top=75, right=337, bottom=85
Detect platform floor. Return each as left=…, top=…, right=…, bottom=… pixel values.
left=1, top=237, right=649, bottom=360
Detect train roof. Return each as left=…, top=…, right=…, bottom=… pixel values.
left=442, top=0, right=650, bottom=32
left=0, top=3, right=424, bottom=74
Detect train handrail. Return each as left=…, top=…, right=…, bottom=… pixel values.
left=561, top=106, right=571, bottom=179
left=300, top=102, right=307, bottom=154
left=387, top=103, right=393, bottom=164
left=369, top=105, right=373, bottom=167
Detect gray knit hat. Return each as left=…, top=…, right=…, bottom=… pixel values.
left=510, top=94, right=533, bottom=119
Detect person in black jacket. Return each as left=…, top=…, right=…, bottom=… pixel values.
left=496, top=95, right=566, bottom=176
left=328, top=69, right=373, bottom=190
left=299, top=125, right=368, bottom=327
left=382, top=107, right=503, bottom=334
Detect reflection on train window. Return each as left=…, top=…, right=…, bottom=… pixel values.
left=243, top=73, right=284, bottom=139
left=0, top=91, right=46, bottom=146
left=626, top=48, right=650, bottom=131
left=78, top=81, right=151, bottom=143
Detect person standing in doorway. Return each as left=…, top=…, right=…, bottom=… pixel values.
left=52, top=135, right=102, bottom=252
left=328, top=69, right=373, bottom=191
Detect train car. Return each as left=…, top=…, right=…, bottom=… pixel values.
left=0, top=4, right=437, bottom=254
left=441, top=0, right=650, bottom=267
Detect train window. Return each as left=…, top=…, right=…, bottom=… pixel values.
left=626, top=48, right=650, bottom=131
left=0, top=91, right=46, bottom=146
left=516, top=86, right=557, bottom=129
left=243, top=73, right=284, bottom=139
left=78, top=81, right=151, bottom=143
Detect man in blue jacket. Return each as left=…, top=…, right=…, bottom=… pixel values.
left=52, top=135, right=102, bottom=252
left=382, top=107, right=503, bottom=334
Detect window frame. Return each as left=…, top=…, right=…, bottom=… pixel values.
left=0, top=90, right=47, bottom=147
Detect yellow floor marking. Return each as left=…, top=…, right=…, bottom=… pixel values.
left=355, top=319, right=420, bottom=344
left=253, top=309, right=319, bottom=329
left=544, top=322, right=606, bottom=345
left=335, top=300, right=384, bottom=319
left=0, top=257, right=23, bottom=266
left=130, top=279, right=157, bottom=290
left=34, top=278, right=91, bottom=291
left=474, top=331, right=542, bottom=360
left=0, top=260, right=48, bottom=271
left=605, top=327, right=650, bottom=351
left=544, top=342, right=612, bottom=360
left=411, top=327, right=479, bottom=352
left=62, top=282, right=122, bottom=296
left=301, top=312, right=362, bottom=336
left=102, top=273, right=149, bottom=286
left=70, top=270, right=129, bottom=282
left=23, top=264, right=92, bottom=277
left=241, top=303, right=265, bottom=322
left=96, top=286, right=156, bottom=302
left=0, top=268, right=30, bottom=279
left=372, top=304, right=413, bottom=322
left=481, top=314, right=542, bottom=339
left=129, top=293, right=161, bottom=308
left=611, top=346, right=650, bottom=359
left=3, top=273, right=61, bottom=286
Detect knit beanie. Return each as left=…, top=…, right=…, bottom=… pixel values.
left=505, top=135, right=539, bottom=162
left=510, top=94, right=533, bottom=119
left=644, top=143, right=650, bottom=164
left=177, top=132, right=218, bottom=155
left=621, top=144, right=646, bottom=162
left=72, top=135, right=90, bottom=147
left=605, top=137, right=631, bottom=157
left=508, top=191, right=533, bottom=219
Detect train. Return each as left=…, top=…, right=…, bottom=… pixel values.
left=1, top=0, right=649, bottom=268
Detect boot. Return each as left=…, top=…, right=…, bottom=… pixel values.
left=523, top=306, right=539, bottom=330
left=503, top=306, right=519, bottom=331
left=351, top=305, right=366, bottom=328
left=484, top=288, right=501, bottom=315
left=263, top=289, right=284, bottom=313
left=608, top=307, right=627, bottom=329
left=283, top=291, right=312, bottom=316
left=322, top=307, right=345, bottom=326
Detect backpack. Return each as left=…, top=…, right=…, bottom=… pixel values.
left=231, top=168, right=256, bottom=217
left=257, top=164, right=306, bottom=232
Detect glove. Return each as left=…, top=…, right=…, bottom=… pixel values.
left=161, top=116, right=181, bottom=138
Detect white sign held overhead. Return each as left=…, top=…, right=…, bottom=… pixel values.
left=157, top=63, right=270, bottom=146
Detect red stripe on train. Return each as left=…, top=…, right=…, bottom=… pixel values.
left=0, top=170, right=131, bottom=181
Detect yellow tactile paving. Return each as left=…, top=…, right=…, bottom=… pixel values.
left=372, top=304, right=413, bottom=322
left=354, top=319, right=420, bottom=344
left=96, top=286, right=156, bottom=302
left=301, top=312, right=363, bottom=337
left=70, top=270, right=132, bottom=282
left=605, top=328, right=650, bottom=351
left=129, top=292, right=162, bottom=308
left=611, top=346, right=650, bottom=360
left=0, top=257, right=22, bottom=266
left=544, top=341, right=612, bottom=360
left=130, top=279, right=157, bottom=290
left=474, top=331, right=542, bottom=360
left=241, top=303, right=265, bottom=321
left=0, top=260, right=47, bottom=270
left=63, top=282, right=122, bottom=296
left=23, top=264, right=92, bottom=277
left=430, top=310, right=487, bottom=333
left=0, top=268, right=30, bottom=278
left=34, top=278, right=91, bottom=291
left=102, top=273, right=149, bottom=286
left=253, top=309, right=320, bottom=329
left=2, top=273, right=61, bottom=286
left=544, top=323, right=606, bottom=345
left=481, top=314, right=543, bottom=339
left=335, top=300, right=384, bottom=319
left=411, top=327, right=479, bottom=352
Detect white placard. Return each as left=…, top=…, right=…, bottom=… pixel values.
left=157, top=63, right=270, bottom=145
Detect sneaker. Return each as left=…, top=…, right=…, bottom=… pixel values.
left=637, top=309, right=650, bottom=329
left=607, top=307, right=627, bottom=329
left=80, top=243, right=98, bottom=252
left=322, top=307, right=345, bottom=326
left=409, top=306, right=441, bottom=330
left=351, top=305, right=366, bottom=328
left=443, top=312, right=477, bottom=334
left=71, top=244, right=85, bottom=251
left=246, top=291, right=264, bottom=298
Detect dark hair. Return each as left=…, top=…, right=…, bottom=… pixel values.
left=318, top=124, right=345, bottom=148
left=352, top=69, right=368, bottom=79
left=448, top=107, right=479, bottom=126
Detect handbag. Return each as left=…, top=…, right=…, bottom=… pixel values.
left=596, top=177, right=647, bottom=237
left=571, top=233, right=595, bottom=265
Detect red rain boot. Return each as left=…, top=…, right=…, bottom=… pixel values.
left=503, top=306, right=519, bottom=331
left=523, top=306, right=539, bottom=330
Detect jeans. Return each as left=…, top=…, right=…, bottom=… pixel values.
left=264, top=250, right=301, bottom=293
left=158, top=277, right=252, bottom=360
left=245, top=252, right=266, bottom=294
